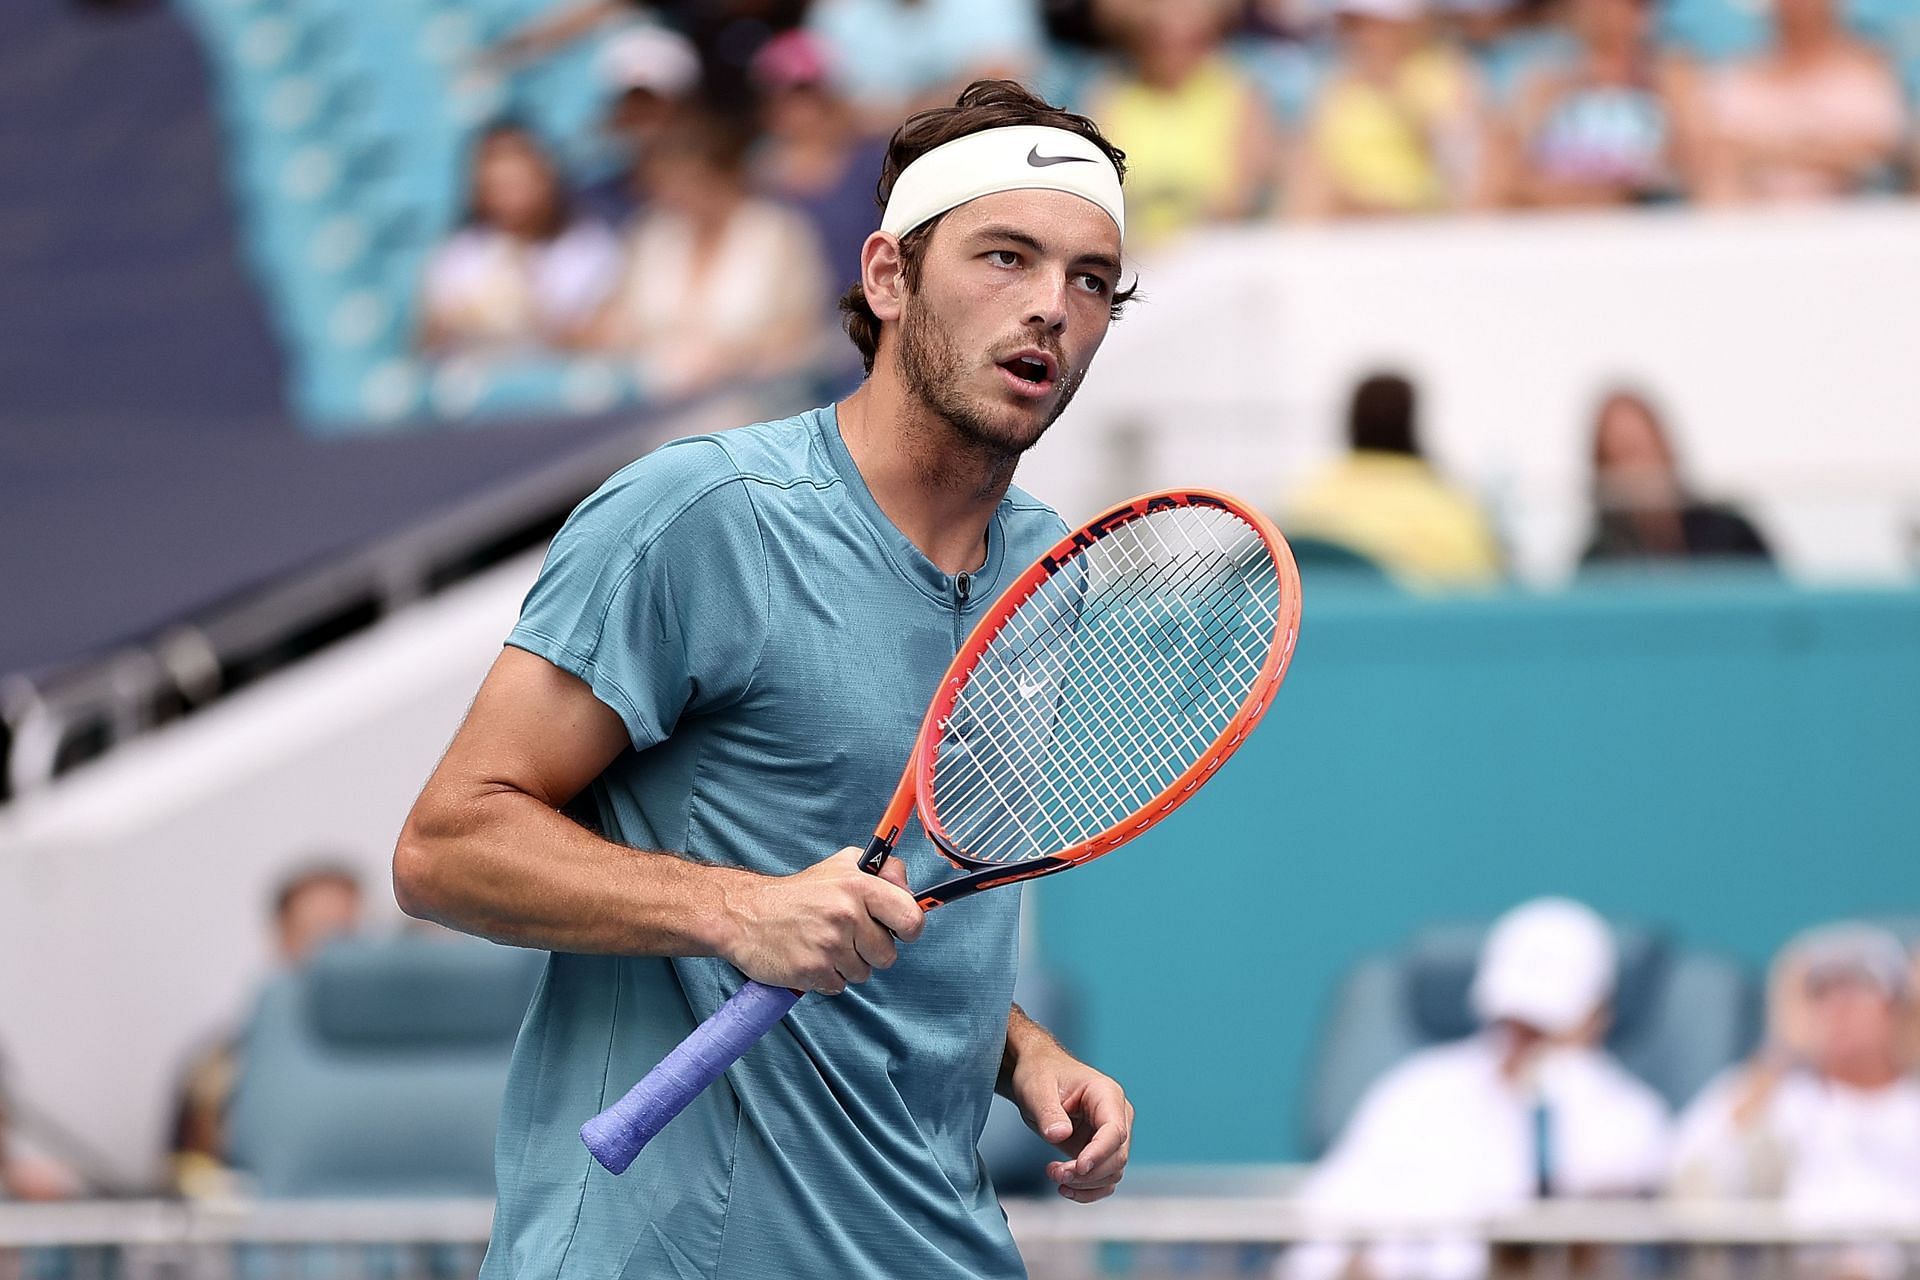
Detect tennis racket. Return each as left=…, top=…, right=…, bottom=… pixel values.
left=580, top=488, right=1302, bottom=1174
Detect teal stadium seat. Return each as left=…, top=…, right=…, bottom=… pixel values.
left=173, top=0, right=644, bottom=427
left=1657, top=0, right=1920, bottom=61
left=227, top=934, right=542, bottom=1196
left=1301, top=919, right=1759, bottom=1157
left=1281, top=535, right=1397, bottom=588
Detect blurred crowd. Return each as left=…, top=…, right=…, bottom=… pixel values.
left=1287, top=899, right=1920, bottom=1280
left=1281, top=368, right=1770, bottom=589
left=413, top=0, right=1920, bottom=389
left=8, top=871, right=1920, bottom=1280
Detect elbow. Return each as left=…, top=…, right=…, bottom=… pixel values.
left=391, top=814, right=447, bottom=922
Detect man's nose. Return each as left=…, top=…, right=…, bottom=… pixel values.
left=1024, top=272, right=1069, bottom=333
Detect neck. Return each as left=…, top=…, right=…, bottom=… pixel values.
left=1588, top=46, right=1637, bottom=80
left=1779, top=26, right=1831, bottom=60
left=1827, top=1056, right=1901, bottom=1090
left=835, top=376, right=1014, bottom=575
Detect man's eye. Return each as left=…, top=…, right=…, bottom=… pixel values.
left=1075, top=273, right=1111, bottom=296
left=986, top=250, right=1019, bottom=267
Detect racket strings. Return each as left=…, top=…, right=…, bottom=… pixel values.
left=943, top=552, right=1268, bottom=851
left=929, top=506, right=1283, bottom=865
left=970, top=524, right=1273, bottom=778
left=935, top=529, right=1274, bottom=860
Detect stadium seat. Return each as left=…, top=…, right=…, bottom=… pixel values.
left=1301, top=919, right=1759, bottom=1157
left=1282, top=535, right=1397, bottom=587
left=227, top=933, right=542, bottom=1196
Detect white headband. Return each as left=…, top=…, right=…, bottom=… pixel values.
left=879, top=125, right=1125, bottom=243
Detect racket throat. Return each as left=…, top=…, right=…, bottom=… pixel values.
left=917, top=856, right=1074, bottom=908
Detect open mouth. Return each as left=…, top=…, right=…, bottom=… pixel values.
left=996, top=350, right=1058, bottom=397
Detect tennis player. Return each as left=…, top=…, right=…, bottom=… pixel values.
left=395, top=79, right=1137, bottom=1278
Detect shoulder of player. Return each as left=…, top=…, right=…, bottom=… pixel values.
left=999, top=484, right=1068, bottom=536
left=584, top=414, right=835, bottom=548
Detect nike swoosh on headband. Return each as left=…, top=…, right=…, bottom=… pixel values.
left=1026, top=146, right=1095, bottom=168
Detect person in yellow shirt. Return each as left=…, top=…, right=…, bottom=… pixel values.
left=1085, top=0, right=1281, bottom=247
left=1284, top=371, right=1504, bottom=588
left=1288, top=0, right=1496, bottom=217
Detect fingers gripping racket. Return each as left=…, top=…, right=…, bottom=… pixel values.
left=581, top=490, right=1302, bottom=1173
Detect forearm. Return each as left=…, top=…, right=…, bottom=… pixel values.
left=394, top=784, right=755, bottom=957
left=999, top=1001, right=1069, bottom=1097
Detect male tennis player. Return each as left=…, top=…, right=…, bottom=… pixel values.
left=395, top=79, right=1137, bottom=1279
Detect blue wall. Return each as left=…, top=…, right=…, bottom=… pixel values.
left=1030, top=574, right=1920, bottom=1165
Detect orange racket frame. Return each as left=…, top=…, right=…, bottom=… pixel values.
left=856, top=488, right=1302, bottom=908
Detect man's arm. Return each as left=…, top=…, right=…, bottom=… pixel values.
left=393, top=646, right=923, bottom=994
left=997, top=1002, right=1133, bottom=1202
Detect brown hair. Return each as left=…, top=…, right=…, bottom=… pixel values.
left=838, top=79, right=1139, bottom=374
left=465, top=121, right=570, bottom=242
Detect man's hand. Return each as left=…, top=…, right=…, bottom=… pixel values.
left=1004, top=1029, right=1133, bottom=1203
left=719, top=848, right=925, bottom=995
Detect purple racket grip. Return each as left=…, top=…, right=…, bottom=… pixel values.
left=580, top=979, right=802, bottom=1173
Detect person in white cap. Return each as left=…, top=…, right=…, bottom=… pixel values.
left=1282, top=898, right=1671, bottom=1280
left=1672, top=922, right=1920, bottom=1215
left=398, top=79, right=1137, bottom=1279
left=575, top=25, right=702, bottom=230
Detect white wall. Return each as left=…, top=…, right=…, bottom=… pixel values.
left=1025, top=201, right=1920, bottom=583
left=0, top=552, right=545, bottom=1188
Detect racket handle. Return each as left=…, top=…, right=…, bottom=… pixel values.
left=580, top=980, right=802, bottom=1173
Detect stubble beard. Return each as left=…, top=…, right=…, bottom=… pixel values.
left=896, top=296, right=1085, bottom=495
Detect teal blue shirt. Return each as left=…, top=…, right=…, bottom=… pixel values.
left=484, top=406, right=1068, bottom=1280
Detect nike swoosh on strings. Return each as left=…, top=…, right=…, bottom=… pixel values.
left=1026, top=146, right=1095, bottom=168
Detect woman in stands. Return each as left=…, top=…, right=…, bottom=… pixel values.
left=1581, top=388, right=1771, bottom=564
left=1080, top=0, right=1280, bottom=247
left=584, top=109, right=830, bottom=397
left=1696, top=0, right=1905, bottom=202
left=1286, top=0, right=1497, bottom=218
left=1672, top=924, right=1920, bottom=1276
left=417, top=123, right=623, bottom=355
left=1500, top=0, right=1709, bottom=206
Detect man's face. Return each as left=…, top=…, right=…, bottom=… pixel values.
left=1807, top=976, right=1900, bottom=1078
left=277, top=878, right=363, bottom=967
left=891, top=190, right=1124, bottom=460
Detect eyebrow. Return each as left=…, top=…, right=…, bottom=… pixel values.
left=971, top=223, right=1122, bottom=280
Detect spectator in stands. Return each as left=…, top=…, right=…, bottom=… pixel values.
left=1284, top=371, right=1504, bottom=589
left=168, top=862, right=365, bottom=1198
left=1696, top=0, right=1905, bottom=201
left=1287, top=0, right=1496, bottom=218
left=1284, top=899, right=1672, bottom=1280
left=1440, top=0, right=1569, bottom=105
left=1672, top=923, right=1920, bottom=1270
left=418, top=123, right=624, bottom=356
left=1080, top=0, right=1281, bottom=247
left=494, top=3, right=806, bottom=106
left=1581, top=388, right=1771, bottom=565
left=587, top=110, right=830, bottom=396
left=749, top=30, right=886, bottom=294
left=805, top=0, right=1045, bottom=125
left=1501, top=0, right=1708, bottom=206
left=576, top=26, right=702, bottom=229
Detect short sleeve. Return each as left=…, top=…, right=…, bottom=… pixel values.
left=506, top=439, right=769, bottom=750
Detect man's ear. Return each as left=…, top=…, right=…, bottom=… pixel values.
left=861, top=231, right=907, bottom=323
